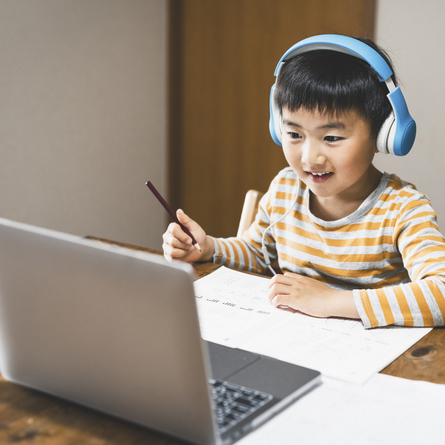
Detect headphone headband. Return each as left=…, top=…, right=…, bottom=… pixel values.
left=269, top=34, right=416, bottom=156
left=274, top=35, right=393, bottom=81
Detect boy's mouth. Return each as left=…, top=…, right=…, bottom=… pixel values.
left=306, top=171, right=333, bottom=183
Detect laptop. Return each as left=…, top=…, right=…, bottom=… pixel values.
left=0, top=217, right=321, bottom=444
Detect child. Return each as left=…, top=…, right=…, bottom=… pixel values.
left=162, top=34, right=445, bottom=329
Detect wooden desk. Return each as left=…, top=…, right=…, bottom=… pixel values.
left=1, top=240, right=444, bottom=444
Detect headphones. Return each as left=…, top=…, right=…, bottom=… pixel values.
left=269, top=34, right=416, bottom=156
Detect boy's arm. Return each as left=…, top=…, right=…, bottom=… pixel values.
left=162, top=185, right=277, bottom=271
left=353, top=200, right=445, bottom=328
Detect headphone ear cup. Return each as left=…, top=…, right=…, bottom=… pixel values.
left=376, top=113, right=395, bottom=154
left=269, top=84, right=283, bottom=146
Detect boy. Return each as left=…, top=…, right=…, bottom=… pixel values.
left=162, top=35, right=445, bottom=329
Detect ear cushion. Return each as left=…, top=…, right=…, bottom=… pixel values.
left=376, top=113, right=395, bottom=154
left=269, top=84, right=283, bottom=146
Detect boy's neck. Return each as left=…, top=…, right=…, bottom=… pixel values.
left=309, top=167, right=383, bottom=221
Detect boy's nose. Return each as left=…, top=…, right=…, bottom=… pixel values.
left=301, top=141, right=325, bottom=166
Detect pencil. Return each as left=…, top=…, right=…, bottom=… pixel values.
left=145, top=181, right=202, bottom=252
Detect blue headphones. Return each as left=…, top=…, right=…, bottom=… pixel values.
left=269, top=34, right=416, bottom=156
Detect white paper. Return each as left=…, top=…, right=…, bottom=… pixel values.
left=194, top=267, right=293, bottom=345
left=238, top=373, right=445, bottom=445
left=194, top=267, right=431, bottom=385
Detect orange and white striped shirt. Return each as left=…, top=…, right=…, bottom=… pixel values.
left=211, top=167, right=445, bottom=328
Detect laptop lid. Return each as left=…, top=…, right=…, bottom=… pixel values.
left=0, top=217, right=217, bottom=444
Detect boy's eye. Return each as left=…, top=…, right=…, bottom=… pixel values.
left=324, top=136, right=343, bottom=142
left=287, top=132, right=301, bottom=139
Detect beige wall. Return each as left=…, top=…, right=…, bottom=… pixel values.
left=374, top=1, right=445, bottom=231
left=0, top=0, right=168, bottom=249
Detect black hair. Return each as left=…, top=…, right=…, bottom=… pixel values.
left=274, top=37, right=396, bottom=139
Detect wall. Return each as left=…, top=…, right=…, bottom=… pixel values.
left=0, top=0, right=168, bottom=249
left=374, top=1, right=445, bottom=231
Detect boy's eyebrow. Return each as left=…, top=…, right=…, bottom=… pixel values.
left=282, top=119, right=347, bottom=130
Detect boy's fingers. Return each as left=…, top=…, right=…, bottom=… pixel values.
left=176, top=208, right=190, bottom=223
left=163, top=239, right=190, bottom=259
left=177, top=209, right=200, bottom=233
left=166, top=221, right=192, bottom=244
left=163, top=230, right=189, bottom=250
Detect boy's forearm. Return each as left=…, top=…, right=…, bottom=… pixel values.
left=328, top=290, right=360, bottom=320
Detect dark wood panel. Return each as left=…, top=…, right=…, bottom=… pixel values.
left=169, top=0, right=376, bottom=237
left=381, top=328, right=445, bottom=384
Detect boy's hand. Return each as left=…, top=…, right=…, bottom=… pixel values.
left=268, top=272, right=359, bottom=319
left=162, top=209, right=214, bottom=263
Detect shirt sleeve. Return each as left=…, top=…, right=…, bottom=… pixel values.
left=353, top=197, right=445, bottom=328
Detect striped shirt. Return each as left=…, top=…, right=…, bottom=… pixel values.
left=211, top=167, right=445, bottom=328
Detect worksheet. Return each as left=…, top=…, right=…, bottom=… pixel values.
left=194, top=267, right=431, bottom=385
left=194, top=267, right=293, bottom=345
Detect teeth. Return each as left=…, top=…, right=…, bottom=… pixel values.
left=312, top=172, right=329, bottom=176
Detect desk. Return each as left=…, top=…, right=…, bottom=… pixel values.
left=0, top=240, right=444, bottom=444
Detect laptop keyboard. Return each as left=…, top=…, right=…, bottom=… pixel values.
left=209, top=378, right=273, bottom=433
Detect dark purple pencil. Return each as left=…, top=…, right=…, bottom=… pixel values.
left=146, top=181, right=202, bottom=252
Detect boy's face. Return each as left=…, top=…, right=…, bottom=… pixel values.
left=280, top=107, right=379, bottom=213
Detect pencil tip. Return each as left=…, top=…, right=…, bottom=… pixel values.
left=195, top=242, right=202, bottom=252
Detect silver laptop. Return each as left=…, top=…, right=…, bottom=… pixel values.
left=0, top=217, right=320, bottom=444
